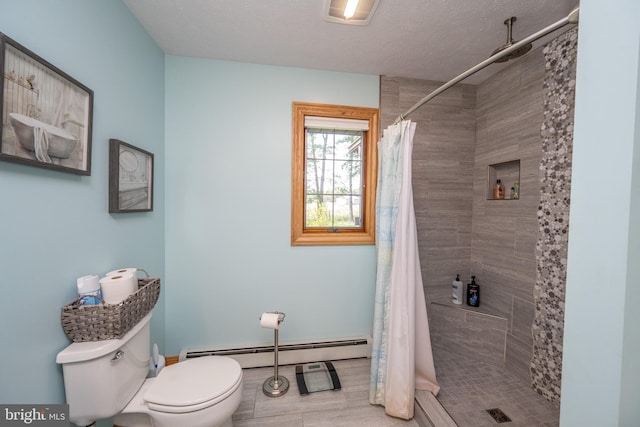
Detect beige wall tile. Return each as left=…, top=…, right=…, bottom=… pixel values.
left=380, top=42, right=547, bottom=383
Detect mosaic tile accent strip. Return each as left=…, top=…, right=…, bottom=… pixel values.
left=532, top=28, right=579, bottom=406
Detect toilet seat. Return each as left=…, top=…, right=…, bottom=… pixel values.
left=144, top=356, right=242, bottom=414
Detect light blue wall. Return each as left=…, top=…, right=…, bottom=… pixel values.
left=561, top=0, right=640, bottom=425
left=0, top=0, right=165, bottom=409
left=164, top=56, right=379, bottom=355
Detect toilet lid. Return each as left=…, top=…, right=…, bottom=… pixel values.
left=144, top=356, right=242, bottom=410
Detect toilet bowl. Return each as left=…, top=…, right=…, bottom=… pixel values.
left=115, top=356, right=243, bottom=427
left=56, top=313, right=243, bottom=427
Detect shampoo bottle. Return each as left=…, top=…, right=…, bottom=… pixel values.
left=452, top=274, right=463, bottom=305
left=493, top=179, right=505, bottom=199
left=466, top=276, right=480, bottom=307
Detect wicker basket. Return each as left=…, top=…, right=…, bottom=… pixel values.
left=61, top=277, right=160, bottom=342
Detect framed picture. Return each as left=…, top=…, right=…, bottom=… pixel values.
left=109, top=139, right=154, bottom=213
left=0, top=33, right=93, bottom=175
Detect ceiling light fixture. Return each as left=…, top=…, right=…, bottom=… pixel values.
left=343, top=0, right=359, bottom=19
left=323, top=0, right=380, bottom=26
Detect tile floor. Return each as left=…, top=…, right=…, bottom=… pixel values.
left=433, top=349, right=560, bottom=427
left=232, top=358, right=418, bottom=427
left=232, top=350, right=560, bottom=427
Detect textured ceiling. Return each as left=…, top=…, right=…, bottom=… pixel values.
left=123, top=0, right=579, bottom=84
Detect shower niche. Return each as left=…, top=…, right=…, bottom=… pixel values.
left=487, top=160, right=520, bottom=200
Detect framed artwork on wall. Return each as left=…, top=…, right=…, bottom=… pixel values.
left=0, top=33, right=93, bottom=175
left=109, top=139, right=154, bottom=213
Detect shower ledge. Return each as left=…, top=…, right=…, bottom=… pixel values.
left=429, top=302, right=508, bottom=368
left=430, top=298, right=507, bottom=320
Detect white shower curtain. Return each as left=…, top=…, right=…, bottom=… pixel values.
left=369, top=120, right=440, bottom=420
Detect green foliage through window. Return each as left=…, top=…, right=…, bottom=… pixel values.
left=304, top=128, right=363, bottom=229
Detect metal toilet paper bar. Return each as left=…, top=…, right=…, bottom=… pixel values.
left=260, top=311, right=289, bottom=397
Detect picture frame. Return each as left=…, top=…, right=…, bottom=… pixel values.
left=0, top=33, right=93, bottom=175
left=109, top=139, right=154, bottom=213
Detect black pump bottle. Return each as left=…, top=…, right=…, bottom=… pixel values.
left=467, top=276, right=480, bottom=307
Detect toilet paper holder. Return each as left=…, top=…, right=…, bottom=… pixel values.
left=260, top=311, right=289, bottom=397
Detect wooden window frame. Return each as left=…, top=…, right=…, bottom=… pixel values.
left=291, top=102, right=379, bottom=246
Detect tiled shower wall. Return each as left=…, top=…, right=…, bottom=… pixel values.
left=380, top=77, right=477, bottom=293
left=380, top=29, right=575, bottom=402
left=471, top=45, right=545, bottom=383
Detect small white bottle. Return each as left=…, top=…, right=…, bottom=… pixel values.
left=452, top=274, right=463, bottom=305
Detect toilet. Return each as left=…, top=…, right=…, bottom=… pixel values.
left=56, top=313, right=243, bottom=427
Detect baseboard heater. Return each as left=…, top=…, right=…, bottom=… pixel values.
left=179, top=336, right=372, bottom=369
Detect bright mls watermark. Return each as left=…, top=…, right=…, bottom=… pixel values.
left=0, top=405, right=68, bottom=426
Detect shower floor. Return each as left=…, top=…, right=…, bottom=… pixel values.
left=433, top=349, right=560, bottom=427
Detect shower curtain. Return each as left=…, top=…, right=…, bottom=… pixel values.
left=369, top=120, right=440, bottom=420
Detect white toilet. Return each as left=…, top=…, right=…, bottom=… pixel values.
left=56, top=313, right=243, bottom=427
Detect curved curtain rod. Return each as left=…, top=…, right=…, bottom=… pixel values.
left=394, top=6, right=580, bottom=124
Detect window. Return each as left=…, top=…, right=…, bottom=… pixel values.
left=291, top=102, right=379, bottom=246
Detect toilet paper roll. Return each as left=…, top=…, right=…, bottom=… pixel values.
left=100, top=273, right=137, bottom=304
left=260, top=312, right=281, bottom=329
left=106, top=267, right=137, bottom=278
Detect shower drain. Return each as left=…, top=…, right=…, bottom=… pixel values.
left=486, top=408, right=512, bottom=423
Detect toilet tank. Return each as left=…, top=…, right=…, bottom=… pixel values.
left=56, top=313, right=152, bottom=426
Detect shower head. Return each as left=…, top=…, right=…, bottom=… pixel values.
left=490, top=16, right=532, bottom=62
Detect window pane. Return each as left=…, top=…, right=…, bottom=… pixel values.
left=334, top=133, right=362, bottom=161
left=334, top=195, right=362, bottom=228
left=333, top=160, right=362, bottom=195
left=304, top=194, right=363, bottom=229
left=305, top=128, right=364, bottom=229
left=305, top=194, right=333, bottom=228
left=306, top=130, right=335, bottom=160
left=305, top=159, right=334, bottom=195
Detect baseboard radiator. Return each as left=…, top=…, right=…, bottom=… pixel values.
left=179, top=336, right=372, bottom=368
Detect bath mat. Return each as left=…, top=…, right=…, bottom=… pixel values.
left=295, top=361, right=341, bottom=395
